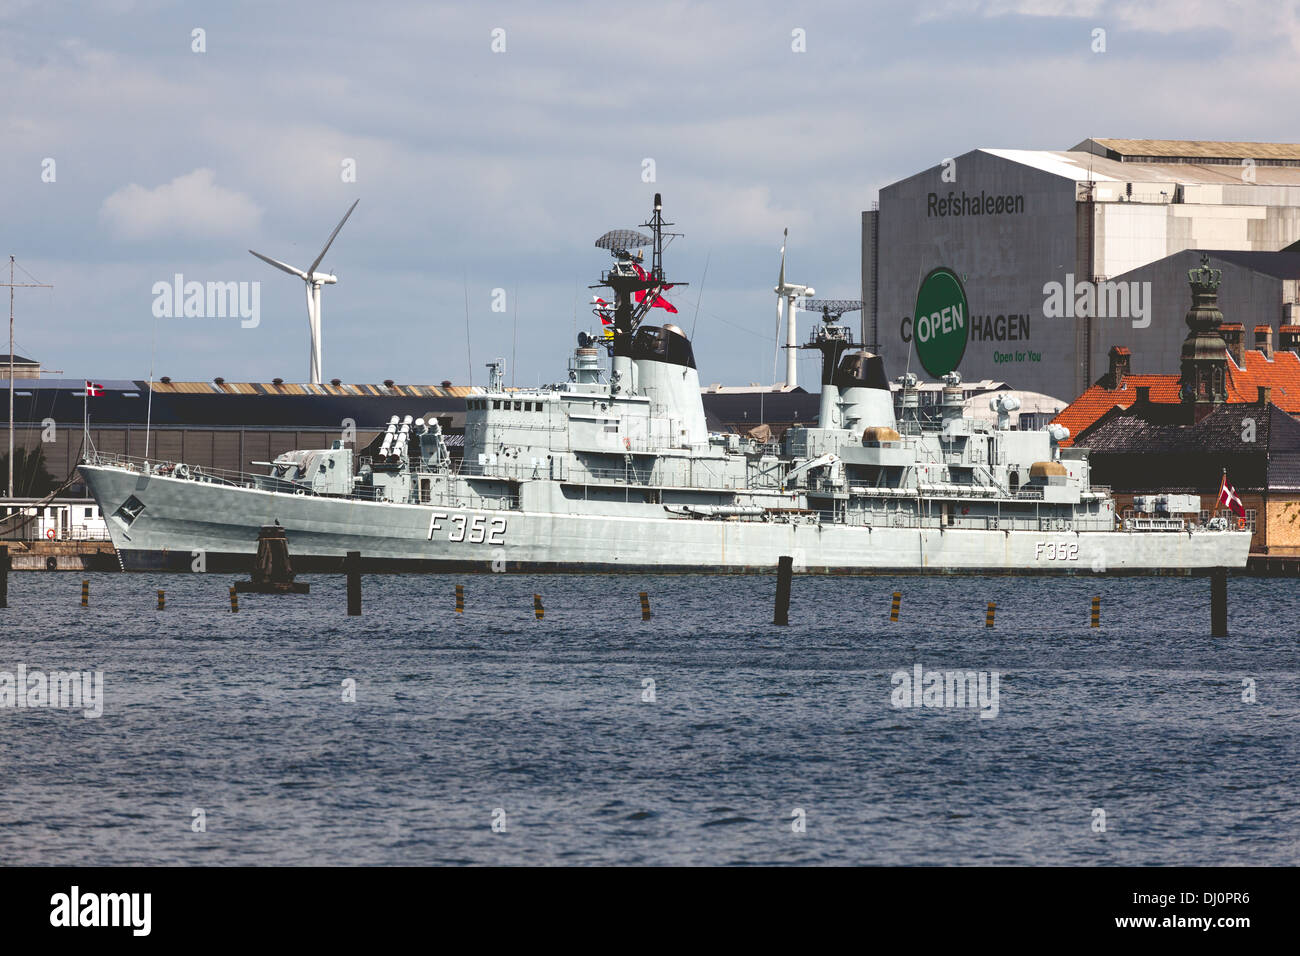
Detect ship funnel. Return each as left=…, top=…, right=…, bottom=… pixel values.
left=836, top=351, right=895, bottom=431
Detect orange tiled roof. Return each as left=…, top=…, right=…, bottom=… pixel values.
left=1054, top=349, right=1300, bottom=445
left=1054, top=375, right=1180, bottom=445
left=1228, top=349, right=1300, bottom=406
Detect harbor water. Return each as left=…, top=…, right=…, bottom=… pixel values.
left=1, top=572, right=1296, bottom=865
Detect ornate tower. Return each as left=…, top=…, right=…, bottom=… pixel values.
left=1179, top=254, right=1228, bottom=423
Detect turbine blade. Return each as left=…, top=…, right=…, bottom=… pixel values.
left=250, top=250, right=309, bottom=280
left=308, top=199, right=360, bottom=277
left=777, top=228, right=787, bottom=290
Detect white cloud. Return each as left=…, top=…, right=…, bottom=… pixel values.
left=99, top=168, right=262, bottom=240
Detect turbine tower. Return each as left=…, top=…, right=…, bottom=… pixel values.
left=250, top=199, right=359, bottom=385
left=774, top=228, right=814, bottom=388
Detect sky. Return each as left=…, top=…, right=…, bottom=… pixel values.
left=3, top=0, right=1298, bottom=388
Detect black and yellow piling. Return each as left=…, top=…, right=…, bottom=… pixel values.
left=773, top=555, right=793, bottom=625
left=1211, top=568, right=1228, bottom=637
left=228, top=586, right=238, bottom=613
left=985, top=601, right=996, bottom=628
left=455, top=584, right=464, bottom=614
left=890, top=591, right=901, bottom=623
left=533, top=593, right=544, bottom=621
left=1090, top=596, right=1100, bottom=628
left=345, top=551, right=361, bottom=616
left=80, top=579, right=89, bottom=608
left=639, top=591, right=651, bottom=621
left=157, top=589, right=165, bottom=611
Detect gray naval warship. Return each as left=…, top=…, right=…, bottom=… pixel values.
left=80, top=195, right=1249, bottom=574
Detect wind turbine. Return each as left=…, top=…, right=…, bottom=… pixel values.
left=774, top=228, right=814, bottom=389
left=250, top=199, right=359, bottom=385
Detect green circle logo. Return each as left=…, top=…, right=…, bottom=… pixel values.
left=913, top=267, right=969, bottom=378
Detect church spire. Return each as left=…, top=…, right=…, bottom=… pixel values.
left=1179, top=253, right=1228, bottom=422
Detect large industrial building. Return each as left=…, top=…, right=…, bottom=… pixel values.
left=863, top=139, right=1300, bottom=401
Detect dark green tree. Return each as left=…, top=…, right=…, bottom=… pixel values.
left=0, top=446, right=60, bottom=497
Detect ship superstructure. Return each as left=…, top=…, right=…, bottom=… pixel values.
left=79, top=195, right=1250, bottom=573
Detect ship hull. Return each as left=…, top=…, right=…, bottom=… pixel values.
left=81, top=464, right=1253, bottom=574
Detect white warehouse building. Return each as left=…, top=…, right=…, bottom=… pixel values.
left=862, top=139, right=1300, bottom=401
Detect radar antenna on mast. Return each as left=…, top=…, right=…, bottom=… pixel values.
left=801, top=299, right=864, bottom=325
left=590, top=194, right=687, bottom=354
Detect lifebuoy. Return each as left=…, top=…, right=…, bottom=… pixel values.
left=46, top=528, right=56, bottom=541
left=623, top=436, right=631, bottom=450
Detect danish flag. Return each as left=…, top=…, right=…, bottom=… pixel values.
left=630, top=262, right=678, bottom=313
left=1217, top=474, right=1245, bottom=518
left=84, top=381, right=104, bottom=397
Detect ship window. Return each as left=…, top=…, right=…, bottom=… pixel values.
left=493, top=400, right=501, bottom=409
left=513, top=401, right=522, bottom=411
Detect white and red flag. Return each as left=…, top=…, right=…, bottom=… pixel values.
left=1217, top=474, right=1245, bottom=518
left=631, top=262, right=678, bottom=313
left=84, top=381, right=104, bottom=397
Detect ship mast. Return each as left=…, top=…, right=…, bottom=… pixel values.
left=2, top=257, right=52, bottom=497
left=591, top=193, right=686, bottom=393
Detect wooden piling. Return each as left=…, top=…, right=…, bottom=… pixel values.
left=157, top=589, right=165, bottom=611
left=773, top=555, right=793, bottom=625
left=1211, top=568, right=1228, bottom=637
left=346, top=550, right=361, bottom=616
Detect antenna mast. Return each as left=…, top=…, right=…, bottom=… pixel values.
left=3, top=257, right=52, bottom=498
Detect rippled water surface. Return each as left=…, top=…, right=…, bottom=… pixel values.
left=1, top=572, right=1296, bottom=865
